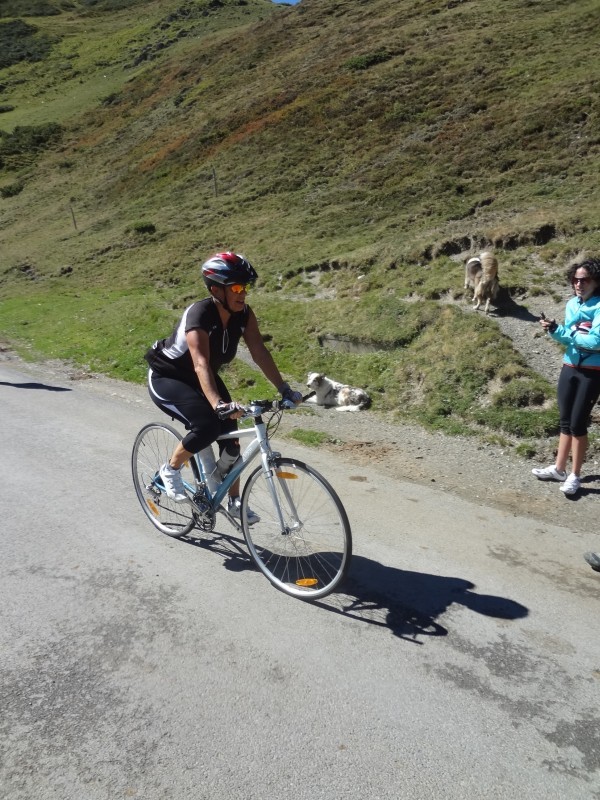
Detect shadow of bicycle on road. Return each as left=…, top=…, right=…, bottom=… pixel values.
left=315, top=554, right=529, bottom=644
left=182, top=529, right=528, bottom=644
left=183, top=527, right=255, bottom=572
left=0, top=380, right=71, bottom=392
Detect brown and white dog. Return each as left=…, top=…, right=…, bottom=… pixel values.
left=306, top=372, right=371, bottom=412
left=464, top=251, right=499, bottom=313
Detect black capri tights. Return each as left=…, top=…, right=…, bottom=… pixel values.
left=148, top=370, right=238, bottom=455
left=557, top=365, right=600, bottom=437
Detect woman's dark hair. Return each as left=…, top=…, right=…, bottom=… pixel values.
left=566, top=256, right=600, bottom=295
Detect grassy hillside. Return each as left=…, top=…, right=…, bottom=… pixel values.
left=1, top=0, right=599, bottom=452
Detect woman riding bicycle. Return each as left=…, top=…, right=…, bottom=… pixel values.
left=144, top=252, right=302, bottom=519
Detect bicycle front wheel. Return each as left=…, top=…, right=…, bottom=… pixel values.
left=132, top=423, right=198, bottom=538
left=241, top=458, right=352, bottom=599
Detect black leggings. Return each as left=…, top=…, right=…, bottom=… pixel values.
left=147, top=370, right=238, bottom=455
left=557, top=364, right=600, bottom=437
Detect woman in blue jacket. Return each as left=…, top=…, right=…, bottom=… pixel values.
left=532, top=256, right=600, bottom=495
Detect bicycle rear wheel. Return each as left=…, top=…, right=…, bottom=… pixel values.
left=132, top=423, right=198, bottom=538
left=241, top=458, right=352, bottom=599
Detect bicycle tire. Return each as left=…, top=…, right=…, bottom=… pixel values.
left=241, top=457, right=352, bottom=599
left=131, top=422, right=198, bottom=538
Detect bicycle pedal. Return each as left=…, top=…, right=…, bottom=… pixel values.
left=198, top=515, right=215, bottom=533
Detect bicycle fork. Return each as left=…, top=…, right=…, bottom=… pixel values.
left=261, top=450, right=302, bottom=535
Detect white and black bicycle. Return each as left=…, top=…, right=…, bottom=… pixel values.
left=131, top=397, right=352, bottom=600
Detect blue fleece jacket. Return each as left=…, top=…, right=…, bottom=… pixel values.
left=550, top=295, right=600, bottom=369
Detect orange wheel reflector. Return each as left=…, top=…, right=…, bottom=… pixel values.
left=276, top=471, right=298, bottom=479
left=146, top=498, right=160, bottom=517
left=295, top=578, right=318, bottom=587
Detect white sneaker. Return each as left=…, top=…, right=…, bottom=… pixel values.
left=531, top=465, right=567, bottom=482
left=559, top=473, right=581, bottom=496
left=159, top=463, right=187, bottom=503
left=228, top=496, right=260, bottom=525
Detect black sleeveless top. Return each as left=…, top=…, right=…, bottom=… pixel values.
left=145, top=297, right=249, bottom=387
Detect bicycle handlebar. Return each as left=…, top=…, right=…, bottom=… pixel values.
left=240, top=392, right=315, bottom=418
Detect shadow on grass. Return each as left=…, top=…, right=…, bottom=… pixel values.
left=0, top=380, right=71, bottom=392
left=182, top=528, right=528, bottom=645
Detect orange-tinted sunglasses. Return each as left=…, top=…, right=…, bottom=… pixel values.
left=229, top=283, right=251, bottom=294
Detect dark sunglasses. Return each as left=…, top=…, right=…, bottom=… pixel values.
left=573, top=277, right=590, bottom=284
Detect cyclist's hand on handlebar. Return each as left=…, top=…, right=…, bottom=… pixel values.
left=278, top=382, right=303, bottom=409
left=215, top=400, right=243, bottom=420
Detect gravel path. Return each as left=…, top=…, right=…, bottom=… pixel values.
left=490, top=292, right=567, bottom=388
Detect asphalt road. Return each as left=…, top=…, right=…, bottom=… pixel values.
left=1, top=359, right=598, bottom=800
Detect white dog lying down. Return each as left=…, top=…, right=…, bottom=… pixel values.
left=306, top=372, right=371, bottom=412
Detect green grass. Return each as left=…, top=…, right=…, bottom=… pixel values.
left=1, top=0, right=597, bottom=451
left=0, top=281, right=559, bottom=442
left=0, top=289, right=166, bottom=381
left=286, top=429, right=336, bottom=447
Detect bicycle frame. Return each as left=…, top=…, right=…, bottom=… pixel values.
left=190, top=410, right=293, bottom=531
left=197, top=427, right=262, bottom=508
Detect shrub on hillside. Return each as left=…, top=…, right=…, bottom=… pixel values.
left=130, top=221, right=156, bottom=235
left=100, top=92, right=122, bottom=107
left=0, top=180, right=24, bottom=198
left=0, top=1, right=63, bottom=15
left=0, top=123, right=63, bottom=156
left=344, top=50, right=392, bottom=71
left=0, top=123, right=63, bottom=170
left=79, top=0, right=157, bottom=10
left=0, top=20, right=54, bottom=69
